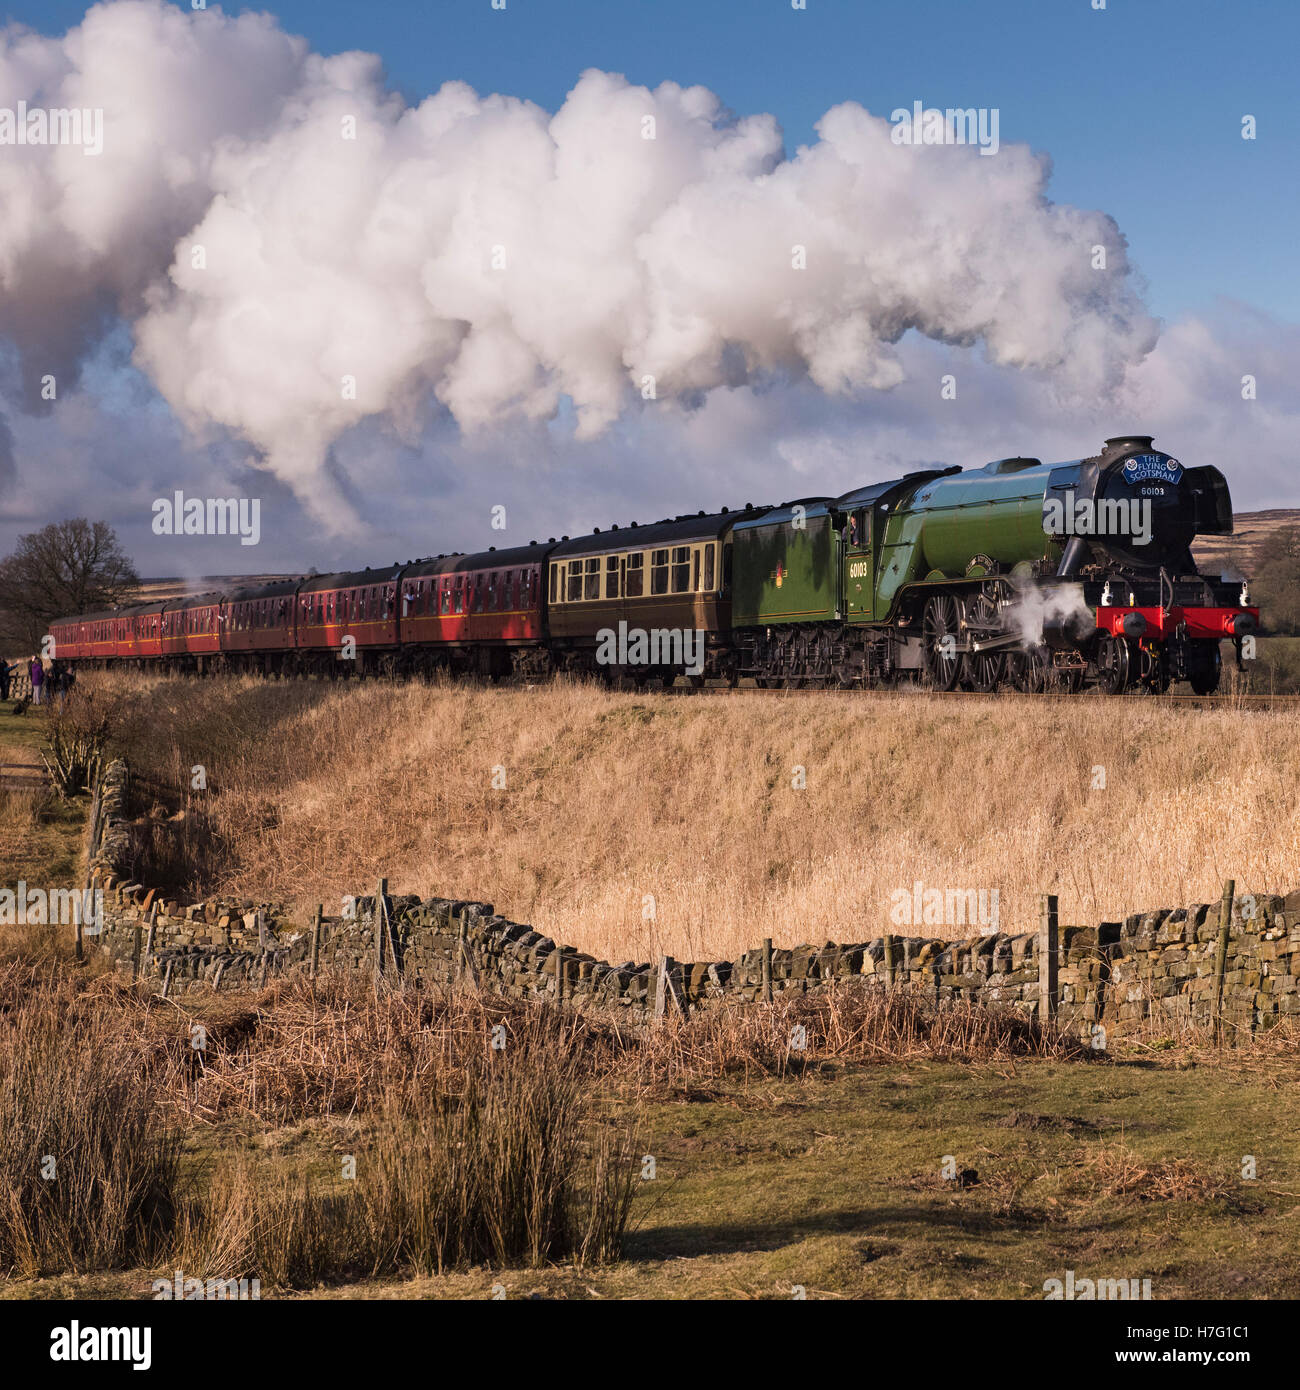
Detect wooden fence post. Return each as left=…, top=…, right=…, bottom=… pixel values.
left=310, top=904, right=322, bottom=978
left=455, top=908, right=465, bottom=981
left=73, top=893, right=84, bottom=963
left=143, top=904, right=157, bottom=978
left=882, top=931, right=895, bottom=987
left=655, top=955, right=668, bottom=1021
left=1038, top=894, right=1059, bottom=1023
left=1212, top=879, right=1236, bottom=1044
left=761, top=937, right=773, bottom=1003
left=374, top=876, right=387, bottom=983
left=555, top=947, right=566, bottom=1005
left=160, top=959, right=173, bottom=999
left=131, top=918, right=142, bottom=981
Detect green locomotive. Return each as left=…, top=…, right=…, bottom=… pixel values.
left=730, top=435, right=1255, bottom=694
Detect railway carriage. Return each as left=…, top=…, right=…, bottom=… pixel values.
left=294, top=566, right=400, bottom=676
left=397, top=543, right=552, bottom=679
left=222, top=579, right=300, bottom=673
left=546, top=509, right=760, bottom=682
left=160, top=594, right=222, bottom=671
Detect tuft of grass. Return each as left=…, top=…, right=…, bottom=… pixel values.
left=0, top=967, right=183, bottom=1277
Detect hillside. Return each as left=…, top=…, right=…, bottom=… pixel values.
left=1192, top=508, right=1300, bottom=578
left=94, top=672, right=1300, bottom=964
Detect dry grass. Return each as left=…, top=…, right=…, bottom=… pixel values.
left=1080, top=1146, right=1237, bottom=1204
left=0, top=964, right=639, bottom=1284
left=88, top=671, right=1300, bottom=964
left=0, top=964, right=182, bottom=1277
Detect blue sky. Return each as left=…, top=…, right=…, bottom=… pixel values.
left=0, top=0, right=1296, bottom=570
left=7, top=0, right=1296, bottom=324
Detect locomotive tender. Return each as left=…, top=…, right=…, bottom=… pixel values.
left=50, top=435, right=1257, bottom=695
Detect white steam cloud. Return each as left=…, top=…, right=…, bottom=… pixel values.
left=1, top=1, right=1159, bottom=527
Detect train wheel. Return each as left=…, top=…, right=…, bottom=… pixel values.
left=1188, top=644, right=1221, bottom=695
left=922, top=594, right=963, bottom=692
left=963, top=591, right=1004, bottom=693
left=1009, top=645, right=1048, bottom=693
left=1095, top=636, right=1131, bottom=695
left=1058, top=665, right=1085, bottom=694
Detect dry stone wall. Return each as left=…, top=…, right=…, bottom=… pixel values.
left=84, top=761, right=1300, bottom=1037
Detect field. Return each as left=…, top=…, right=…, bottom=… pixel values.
left=3, top=676, right=1300, bottom=1303
left=76, top=671, right=1300, bottom=964
left=2, top=962, right=1298, bottom=1302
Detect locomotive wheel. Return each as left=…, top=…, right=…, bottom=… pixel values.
left=1136, top=646, right=1171, bottom=695
left=963, top=591, right=1004, bottom=693
left=1188, top=644, right=1221, bottom=695
left=1009, top=645, right=1049, bottom=693
left=1056, top=665, right=1085, bottom=694
left=922, top=594, right=963, bottom=692
left=1095, top=635, right=1132, bottom=695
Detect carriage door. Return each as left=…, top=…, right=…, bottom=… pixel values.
left=845, top=508, right=875, bottom=622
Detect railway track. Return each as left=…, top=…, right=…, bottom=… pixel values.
left=660, top=683, right=1299, bottom=710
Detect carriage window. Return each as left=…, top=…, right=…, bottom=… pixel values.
left=605, top=555, right=619, bottom=599
left=566, top=561, right=582, bottom=602
left=453, top=579, right=463, bottom=614
left=441, top=581, right=451, bottom=616
left=671, top=547, right=691, bottom=593
left=549, top=564, right=558, bottom=603
left=584, top=557, right=600, bottom=600
left=472, top=575, right=483, bottom=613
left=650, top=549, right=670, bottom=595
left=625, top=552, right=644, bottom=597
left=692, top=550, right=701, bottom=591
left=703, top=543, right=715, bottom=591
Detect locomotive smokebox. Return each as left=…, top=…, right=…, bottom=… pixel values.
left=1041, top=603, right=1098, bottom=650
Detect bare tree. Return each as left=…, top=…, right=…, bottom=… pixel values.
left=0, top=519, right=139, bottom=651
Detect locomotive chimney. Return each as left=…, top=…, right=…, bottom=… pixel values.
left=1101, top=434, right=1155, bottom=462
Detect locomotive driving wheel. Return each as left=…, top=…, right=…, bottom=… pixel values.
left=1008, top=644, right=1049, bottom=693
left=1095, top=635, right=1132, bottom=695
left=963, top=589, right=1004, bottom=693
left=922, top=594, right=963, bottom=691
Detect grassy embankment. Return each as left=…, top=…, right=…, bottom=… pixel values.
left=75, top=670, right=1300, bottom=965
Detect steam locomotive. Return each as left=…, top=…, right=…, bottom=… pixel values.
left=50, top=435, right=1257, bottom=695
